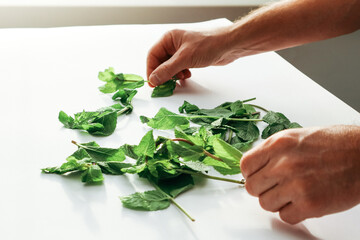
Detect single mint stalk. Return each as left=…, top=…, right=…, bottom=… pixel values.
left=151, top=181, right=195, bottom=222
left=227, top=129, right=233, bottom=144
left=122, top=79, right=149, bottom=83
left=176, top=169, right=245, bottom=185
left=242, top=97, right=256, bottom=103
left=187, top=115, right=263, bottom=122
left=249, top=104, right=269, bottom=113
left=117, top=106, right=131, bottom=116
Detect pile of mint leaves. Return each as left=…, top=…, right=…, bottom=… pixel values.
left=42, top=67, right=301, bottom=221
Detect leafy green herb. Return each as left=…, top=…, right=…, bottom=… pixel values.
left=59, top=104, right=128, bottom=136
left=140, top=108, right=190, bottom=130
left=98, top=67, right=144, bottom=93
left=120, top=190, right=171, bottom=211
left=151, top=78, right=177, bottom=98
left=261, top=111, right=302, bottom=138
left=42, top=141, right=130, bottom=183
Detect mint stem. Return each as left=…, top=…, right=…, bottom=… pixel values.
left=151, top=180, right=195, bottom=222
left=169, top=198, right=195, bottom=222
left=170, top=138, right=224, bottom=162
left=121, top=79, right=149, bottom=83
left=187, top=115, right=263, bottom=122
left=242, top=97, right=256, bottom=103
left=227, top=129, right=233, bottom=144
left=249, top=104, right=269, bottom=113
left=177, top=169, right=245, bottom=185
left=117, top=106, right=130, bottom=116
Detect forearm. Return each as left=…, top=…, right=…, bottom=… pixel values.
left=223, top=0, right=360, bottom=58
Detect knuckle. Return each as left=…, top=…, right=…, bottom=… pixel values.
left=269, top=131, right=298, bottom=150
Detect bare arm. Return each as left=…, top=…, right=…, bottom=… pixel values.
left=147, top=0, right=360, bottom=86
left=225, top=0, right=360, bottom=59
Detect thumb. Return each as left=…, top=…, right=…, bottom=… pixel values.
left=149, top=53, right=188, bottom=86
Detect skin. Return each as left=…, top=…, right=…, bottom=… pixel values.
left=241, top=126, right=360, bottom=224
left=146, top=0, right=360, bottom=223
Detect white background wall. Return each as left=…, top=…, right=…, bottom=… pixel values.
left=0, top=1, right=358, bottom=112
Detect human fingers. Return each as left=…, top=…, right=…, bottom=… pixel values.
left=279, top=202, right=307, bottom=225
left=146, top=31, right=178, bottom=85
left=240, top=143, right=271, bottom=179
left=148, top=50, right=190, bottom=86
left=245, top=162, right=279, bottom=197
left=240, top=130, right=299, bottom=179
left=258, top=183, right=293, bottom=213
left=176, top=69, right=191, bottom=80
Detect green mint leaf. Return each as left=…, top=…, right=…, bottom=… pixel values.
left=181, top=161, right=211, bottom=172
left=121, top=144, right=140, bottom=160
left=42, top=159, right=85, bottom=174
left=140, top=108, right=189, bottom=130
left=97, top=162, right=132, bottom=175
left=261, top=111, right=302, bottom=139
left=174, top=127, right=204, bottom=147
left=234, top=122, right=260, bottom=142
left=120, top=190, right=170, bottom=211
left=167, top=141, right=204, bottom=162
left=111, top=89, right=137, bottom=108
left=151, top=79, right=176, bottom=98
left=59, top=104, right=126, bottom=136
left=178, top=101, right=200, bottom=114
left=263, top=111, right=290, bottom=125
left=202, top=156, right=231, bottom=170
left=98, top=67, right=116, bottom=82
left=212, top=138, right=242, bottom=175
left=81, top=164, right=104, bottom=183
left=121, top=163, right=147, bottom=174
left=58, top=111, right=74, bottom=128
left=98, top=68, right=144, bottom=93
left=155, top=174, right=194, bottom=198
left=147, top=159, right=179, bottom=179
left=134, top=130, right=156, bottom=158
left=75, top=141, right=126, bottom=162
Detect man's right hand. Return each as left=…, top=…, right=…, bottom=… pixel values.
left=146, top=28, right=236, bottom=87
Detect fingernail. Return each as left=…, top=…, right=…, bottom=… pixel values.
left=150, top=73, right=161, bottom=86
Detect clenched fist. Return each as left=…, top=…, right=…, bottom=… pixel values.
left=240, top=125, right=360, bottom=224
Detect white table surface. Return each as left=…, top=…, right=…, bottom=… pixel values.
left=0, top=19, right=359, bottom=240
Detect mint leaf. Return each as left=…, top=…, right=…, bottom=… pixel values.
left=42, top=159, right=86, bottom=174
left=167, top=141, right=204, bottom=162
left=120, top=190, right=170, bottom=211
left=59, top=103, right=127, bottom=136
left=75, top=141, right=126, bottom=162
left=81, top=164, right=104, bottom=183
left=97, top=162, right=132, bottom=175
left=261, top=111, right=302, bottom=139
left=121, top=163, right=147, bottom=174
left=155, top=174, right=194, bottom=198
left=212, top=138, right=242, bottom=175
left=178, top=101, right=200, bottom=114
left=134, top=130, right=156, bottom=158
left=140, top=108, right=189, bottom=130
left=43, top=141, right=129, bottom=183
left=98, top=68, right=144, bottom=93
left=112, top=89, right=137, bottom=108
left=151, top=79, right=177, bottom=97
